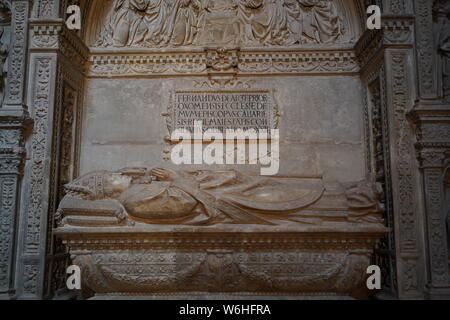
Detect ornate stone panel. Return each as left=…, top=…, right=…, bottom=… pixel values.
left=10, top=3, right=89, bottom=297
left=384, top=0, right=412, bottom=15
left=43, top=62, right=84, bottom=299
left=89, top=0, right=358, bottom=48
left=16, top=54, right=57, bottom=299
left=16, top=16, right=88, bottom=298
left=3, top=0, right=29, bottom=108
left=366, top=70, right=398, bottom=297
left=86, top=0, right=363, bottom=78
left=0, top=0, right=32, bottom=298
left=408, top=104, right=450, bottom=298
left=0, top=120, right=26, bottom=295
left=32, top=0, right=59, bottom=19
left=414, top=0, right=439, bottom=99
left=434, top=0, right=450, bottom=102
left=357, top=14, right=425, bottom=298
left=57, top=228, right=386, bottom=298
left=385, top=50, right=426, bottom=298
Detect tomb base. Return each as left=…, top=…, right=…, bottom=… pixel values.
left=56, top=224, right=386, bottom=299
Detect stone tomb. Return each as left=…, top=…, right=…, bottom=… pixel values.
left=54, top=0, right=387, bottom=299
left=56, top=167, right=386, bottom=298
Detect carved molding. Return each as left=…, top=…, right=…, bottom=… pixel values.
left=88, top=47, right=360, bottom=77
left=29, top=23, right=89, bottom=72
left=356, top=16, right=414, bottom=75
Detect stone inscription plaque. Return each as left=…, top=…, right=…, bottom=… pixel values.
left=168, top=90, right=277, bottom=135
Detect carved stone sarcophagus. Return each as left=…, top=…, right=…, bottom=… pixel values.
left=55, top=168, right=387, bottom=298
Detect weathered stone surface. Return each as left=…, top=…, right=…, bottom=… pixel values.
left=54, top=166, right=386, bottom=297
left=56, top=226, right=386, bottom=298
left=81, top=76, right=366, bottom=182
left=56, top=167, right=384, bottom=226
left=91, top=0, right=356, bottom=48
left=0, top=0, right=449, bottom=300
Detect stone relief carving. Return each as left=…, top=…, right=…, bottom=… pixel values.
left=368, top=75, right=398, bottom=294
left=435, top=0, right=450, bottom=101
left=93, top=0, right=348, bottom=48
left=0, top=1, right=442, bottom=300
left=0, top=0, right=10, bottom=105
left=33, top=0, right=57, bottom=19
left=70, top=249, right=371, bottom=296
left=59, top=84, right=77, bottom=200
left=88, top=50, right=360, bottom=77
left=445, top=164, right=450, bottom=252
left=447, top=209, right=450, bottom=254
left=416, top=0, right=439, bottom=98
left=4, top=0, right=28, bottom=107
left=56, top=167, right=384, bottom=227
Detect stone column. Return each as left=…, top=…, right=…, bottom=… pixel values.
left=0, top=117, right=29, bottom=297
left=11, top=0, right=88, bottom=299
left=420, top=149, right=450, bottom=297
left=408, top=105, right=450, bottom=299
left=0, top=0, right=32, bottom=298
left=382, top=46, right=427, bottom=300
left=357, top=1, right=428, bottom=299
left=407, top=0, right=450, bottom=299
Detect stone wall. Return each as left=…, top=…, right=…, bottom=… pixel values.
left=81, top=75, right=366, bottom=182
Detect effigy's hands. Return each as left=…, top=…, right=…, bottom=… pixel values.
left=115, top=205, right=127, bottom=221
left=113, top=202, right=135, bottom=226
left=151, top=168, right=179, bottom=181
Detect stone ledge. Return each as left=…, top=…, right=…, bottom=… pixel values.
left=90, top=293, right=355, bottom=300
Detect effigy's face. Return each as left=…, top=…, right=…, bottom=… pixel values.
left=108, top=174, right=133, bottom=193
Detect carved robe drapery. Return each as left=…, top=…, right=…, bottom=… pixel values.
left=56, top=168, right=384, bottom=227
left=299, top=0, right=342, bottom=43
left=96, top=0, right=346, bottom=47
left=110, top=0, right=171, bottom=46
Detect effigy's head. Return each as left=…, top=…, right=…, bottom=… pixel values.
left=106, top=172, right=134, bottom=194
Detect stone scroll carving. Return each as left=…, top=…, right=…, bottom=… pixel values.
left=56, top=167, right=384, bottom=227
left=93, top=0, right=348, bottom=48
